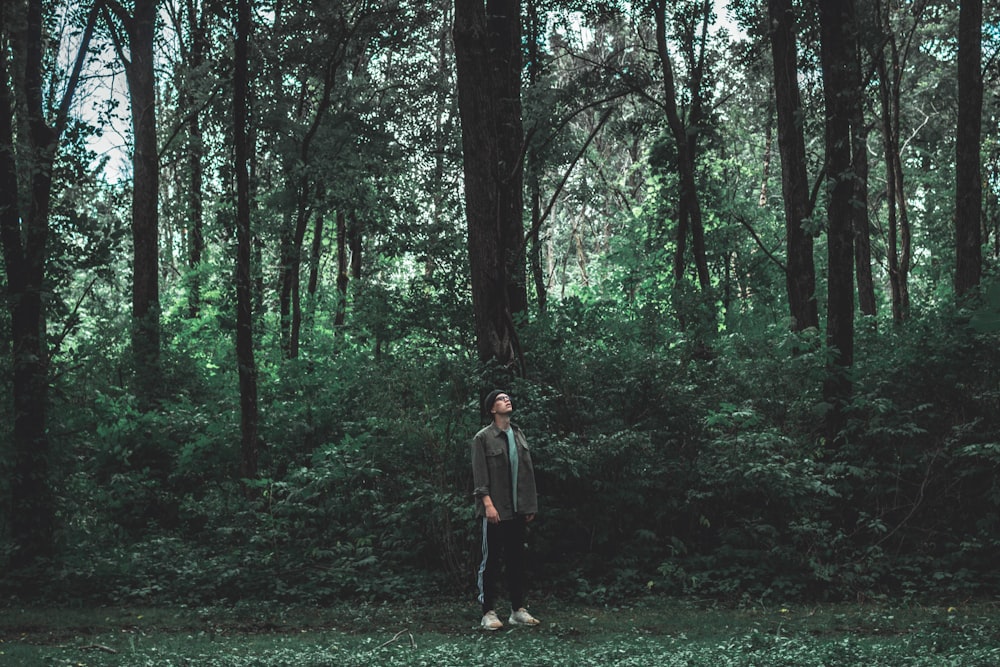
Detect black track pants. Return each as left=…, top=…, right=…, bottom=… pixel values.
left=476, top=515, right=527, bottom=614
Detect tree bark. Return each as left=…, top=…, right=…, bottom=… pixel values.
left=183, top=0, right=207, bottom=319
left=131, top=0, right=161, bottom=405
left=1, top=0, right=97, bottom=569
left=454, top=0, right=526, bottom=371
left=104, top=0, right=161, bottom=406
left=526, top=0, right=547, bottom=313
left=954, top=0, right=983, bottom=297
left=848, top=35, right=876, bottom=318
left=234, top=0, right=259, bottom=487
left=818, top=0, right=857, bottom=432
left=767, top=0, right=818, bottom=331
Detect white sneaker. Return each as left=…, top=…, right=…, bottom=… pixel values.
left=508, top=608, right=540, bottom=626
left=481, top=610, right=503, bottom=630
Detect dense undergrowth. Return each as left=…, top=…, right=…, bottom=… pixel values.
left=2, top=281, right=1000, bottom=608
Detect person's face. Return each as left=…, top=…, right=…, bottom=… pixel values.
left=492, top=393, right=513, bottom=416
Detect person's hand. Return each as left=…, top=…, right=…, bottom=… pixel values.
left=485, top=505, right=500, bottom=524
left=525, top=514, right=535, bottom=523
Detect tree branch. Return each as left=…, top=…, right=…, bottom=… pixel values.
left=518, top=105, right=616, bottom=258
left=736, top=213, right=787, bottom=274
left=54, top=1, right=102, bottom=138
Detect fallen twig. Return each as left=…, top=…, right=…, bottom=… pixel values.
left=375, top=628, right=416, bottom=651
left=80, top=643, right=118, bottom=654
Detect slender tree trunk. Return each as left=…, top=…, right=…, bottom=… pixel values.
left=526, top=0, right=547, bottom=313
left=653, top=0, right=709, bottom=291
left=685, top=0, right=711, bottom=290
left=874, top=0, right=916, bottom=322
left=768, top=0, right=818, bottom=331
left=335, top=210, right=348, bottom=327
left=186, top=110, right=204, bottom=318
left=454, top=0, right=525, bottom=372
left=349, top=211, right=362, bottom=280
left=1, top=0, right=97, bottom=569
left=234, top=0, right=259, bottom=487
left=277, top=60, right=335, bottom=358
left=818, top=0, right=857, bottom=434
left=849, top=44, right=876, bottom=318
left=184, top=0, right=207, bottom=319
left=876, top=38, right=904, bottom=324
left=955, top=0, right=983, bottom=296
left=288, top=200, right=311, bottom=357
left=759, top=115, right=772, bottom=207
left=307, top=211, right=324, bottom=297
left=881, top=85, right=902, bottom=322
left=426, top=5, right=453, bottom=280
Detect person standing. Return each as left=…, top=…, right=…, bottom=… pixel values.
left=471, top=390, right=540, bottom=631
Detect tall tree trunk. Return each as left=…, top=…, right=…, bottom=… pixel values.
left=954, top=0, right=983, bottom=297
left=426, top=5, right=453, bottom=280
left=130, top=0, right=161, bottom=406
left=234, top=0, right=259, bottom=487
left=818, top=0, right=857, bottom=434
left=525, top=0, right=547, bottom=313
left=104, top=0, right=161, bottom=407
left=454, top=0, right=526, bottom=372
left=1, top=0, right=97, bottom=570
left=653, top=0, right=709, bottom=291
left=685, top=0, right=711, bottom=290
left=492, top=0, right=528, bottom=319
left=184, top=0, right=207, bottom=319
left=849, top=43, right=876, bottom=318
left=768, top=0, right=818, bottom=331
left=874, top=0, right=918, bottom=322
left=879, top=51, right=904, bottom=324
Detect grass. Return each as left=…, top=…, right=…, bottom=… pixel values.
left=2, top=597, right=1000, bottom=666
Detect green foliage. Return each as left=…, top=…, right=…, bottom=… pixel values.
left=8, top=272, right=998, bottom=607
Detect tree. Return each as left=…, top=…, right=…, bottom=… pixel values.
left=0, top=0, right=98, bottom=569
left=233, top=0, right=259, bottom=486
left=454, top=0, right=527, bottom=371
left=164, top=0, right=212, bottom=319
left=652, top=0, right=710, bottom=291
left=767, top=0, right=819, bottom=331
left=103, top=0, right=161, bottom=406
left=818, top=0, right=857, bottom=430
left=847, top=11, right=875, bottom=319
left=872, top=0, right=922, bottom=323
left=954, top=0, right=983, bottom=297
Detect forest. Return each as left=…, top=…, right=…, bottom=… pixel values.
left=1, top=0, right=999, bottom=612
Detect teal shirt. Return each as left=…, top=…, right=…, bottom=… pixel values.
left=504, top=427, right=518, bottom=513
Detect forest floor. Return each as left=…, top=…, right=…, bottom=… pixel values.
left=2, top=596, right=999, bottom=666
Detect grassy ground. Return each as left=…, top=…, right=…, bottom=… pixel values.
left=2, top=597, right=999, bottom=666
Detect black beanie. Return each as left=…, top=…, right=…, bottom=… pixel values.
left=483, top=389, right=506, bottom=418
